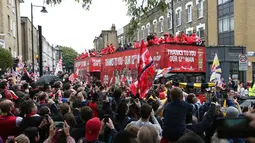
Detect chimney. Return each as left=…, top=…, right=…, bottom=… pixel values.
left=111, top=24, right=116, bottom=31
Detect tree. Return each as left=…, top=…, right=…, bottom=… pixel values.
left=45, top=0, right=168, bottom=37
left=59, top=46, right=78, bottom=72
left=0, top=47, right=13, bottom=75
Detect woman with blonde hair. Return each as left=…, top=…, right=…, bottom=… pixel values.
left=138, top=125, right=160, bottom=143
left=15, top=134, right=30, bottom=143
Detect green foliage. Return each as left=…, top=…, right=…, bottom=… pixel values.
left=59, top=46, right=78, bottom=72
left=0, top=48, right=13, bottom=73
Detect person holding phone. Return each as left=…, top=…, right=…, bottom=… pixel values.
left=44, top=118, right=75, bottom=143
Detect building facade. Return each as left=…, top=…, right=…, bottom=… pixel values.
left=118, top=0, right=207, bottom=45
left=0, top=0, right=23, bottom=57
left=93, top=24, right=118, bottom=51
left=208, top=0, right=255, bottom=81
left=21, top=17, right=38, bottom=64
left=42, top=36, right=55, bottom=73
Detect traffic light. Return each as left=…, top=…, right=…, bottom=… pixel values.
left=36, top=55, right=39, bottom=61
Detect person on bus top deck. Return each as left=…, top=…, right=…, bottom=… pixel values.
left=167, top=34, right=175, bottom=43
left=175, top=31, right=188, bottom=44
left=160, top=33, right=175, bottom=43
left=162, top=87, right=195, bottom=142
left=159, top=33, right=169, bottom=44
left=187, top=30, right=200, bottom=45
left=153, top=33, right=159, bottom=45
left=134, top=40, right=140, bottom=48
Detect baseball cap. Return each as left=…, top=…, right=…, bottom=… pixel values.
left=85, top=117, right=101, bottom=141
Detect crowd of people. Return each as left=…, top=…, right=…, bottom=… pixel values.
left=74, top=31, right=203, bottom=60
left=1, top=71, right=255, bottom=143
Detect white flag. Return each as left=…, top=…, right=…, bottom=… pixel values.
left=54, top=59, right=62, bottom=75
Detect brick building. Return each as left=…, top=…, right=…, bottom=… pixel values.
left=0, top=0, right=23, bottom=57
left=93, top=24, right=118, bottom=51
left=208, top=0, right=255, bottom=81
left=21, top=17, right=38, bottom=64
left=117, top=0, right=207, bottom=46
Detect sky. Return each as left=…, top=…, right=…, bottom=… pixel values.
left=20, top=0, right=131, bottom=53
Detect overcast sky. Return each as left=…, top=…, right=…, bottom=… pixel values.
left=20, top=0, right=130, bottom=53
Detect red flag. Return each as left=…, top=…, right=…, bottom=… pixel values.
left=69, top=74, right=75, bottom=83
left=137, top=40, right=156, bottom=98
left=74, top=65, right=82, bottom=79
left=129, top=81, right=138, bottom=95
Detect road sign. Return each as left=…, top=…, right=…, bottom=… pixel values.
left=239, top=54, right=248, bottom=71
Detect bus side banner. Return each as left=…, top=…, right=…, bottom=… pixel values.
left=74, top=44, right=206, bottom=85
left=100, top=44, right=206, bottom=85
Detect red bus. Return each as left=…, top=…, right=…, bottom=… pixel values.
left=74, top=44, right=206, bottom=85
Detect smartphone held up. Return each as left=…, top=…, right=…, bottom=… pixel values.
left=216, top=116, right=255, bottom=138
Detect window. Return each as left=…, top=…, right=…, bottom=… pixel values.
left=186, top=30, right=192, bottom=36
left=168, top=12, right=172, bottom=29
left=196, top=26, right=204, bottom=39
left=230, top=14, right=234, bottom=31
left=218, top=15, right=234, bottom=33
left=218, top=0, right=229, bottom=5
left=176, top=10, right=181, bottom=26
left=187, top=5, right=192, bottom=22
left=218, top=18, right=223, bottom=33
left=146, top=23, right=150, bottom=36
left=197, top=0, right=203, bottom=18
left=223, top=17, right=229, bottom=32
left=153, top=20, right=157, bottom=33
left=12, top=0, right=15, bottom=13
left=8, top=0, right=11, bottom=5
left=159, top=17, right=164, bottom=33
left=28, top=28, right=31, bottom=42
left=141, top=26, right=145, bottom=39
left=8, top=15, right=12, bottom=32
left=9, top=47, right=12, bottom=55
left=13, top=22, right=16, bottom=37
left=137, top=29, right=139, bottom=41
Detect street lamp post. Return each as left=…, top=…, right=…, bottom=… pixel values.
left=31, top=3, right=47, bottom=73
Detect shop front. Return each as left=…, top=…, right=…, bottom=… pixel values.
left=206, top=46, right=246, bottom=83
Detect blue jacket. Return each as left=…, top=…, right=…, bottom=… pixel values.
left=162, top=100, right=194, bottom=141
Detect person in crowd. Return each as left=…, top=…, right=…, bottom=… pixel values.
left=226, top=89, right=236, bottom=107
left=127, top=103, right=162, bottom=134
left=19, top=99, right=41, bottom=131
left=15, top=134, right=30, bottom=143
left=249, top=82, right=255, bottom=97
left=137, top=125, right=160, bottom=143
left=162, top=87, right=195, bottom=142
left=176, top=131, right=205, bottom=143
left=60, top=103, right=77, bottom=128
left=114, top=130, right=138, bottom=143
left=0, top=99, right=23, bottom=141
left=24, top=127, right=40, bottom=143
left=44, top=119, right=75, bottom=143
left=78, top=117, right=104, bottom=143
left=114, top=100, right=132, bottom=131
left=71, top=106, right=93, bottom=141
left=89, top=93, right=99, bottom=117
left=134, top=41, right=139, bottom=48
